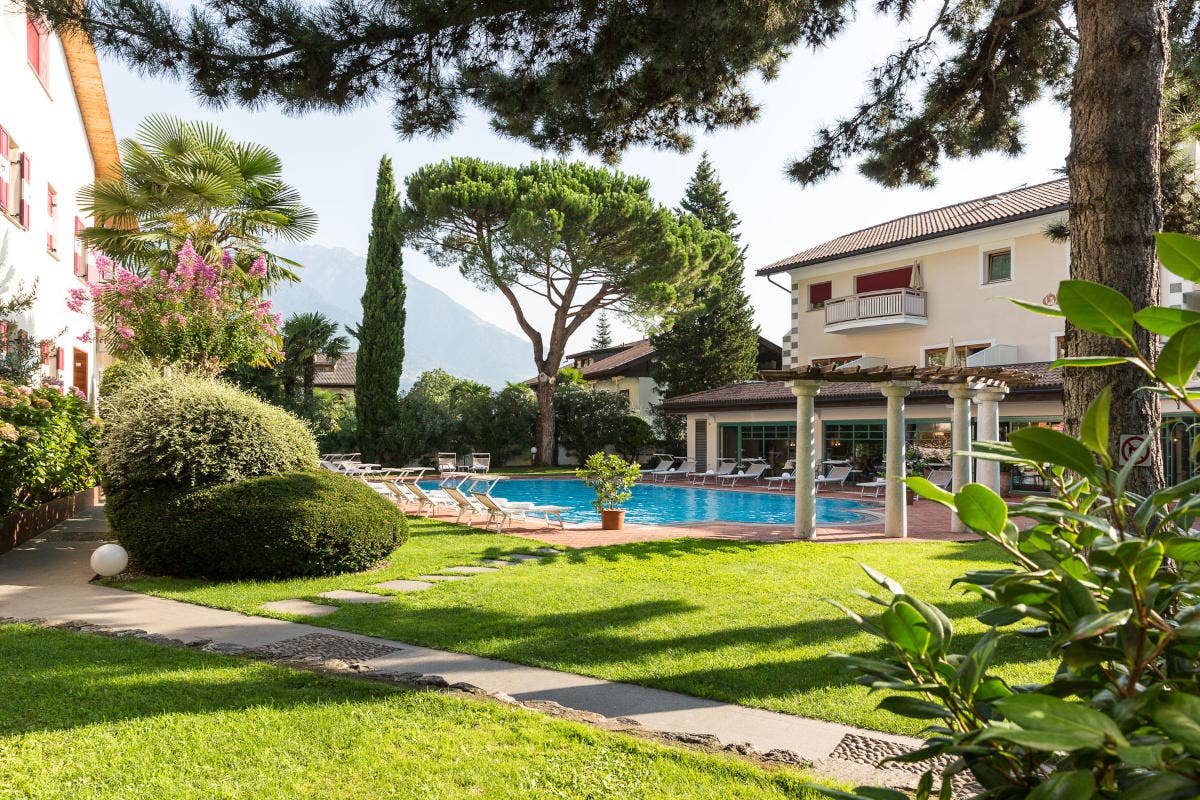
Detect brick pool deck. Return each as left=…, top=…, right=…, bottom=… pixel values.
left=420, top=481, right=983, bottom=548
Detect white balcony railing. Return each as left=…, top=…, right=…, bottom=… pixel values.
left=824, top=287, right=927, bottom=328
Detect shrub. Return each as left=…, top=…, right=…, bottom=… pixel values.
left=816, top=232, right=1200, bottom=800
left=0, top=382, right=100, bottom=516
left=108, top=470, right=407, bottom=579
left=100, top=374, right=317, bottom=493
left=97, top=358, right=159, bottom=412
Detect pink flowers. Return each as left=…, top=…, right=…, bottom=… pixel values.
left=66, top=241, right=279, bottom=375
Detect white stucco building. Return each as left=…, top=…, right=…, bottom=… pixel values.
left=0, top=8, right=118, bottom=399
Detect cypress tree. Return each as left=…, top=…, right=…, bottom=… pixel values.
left=356, top=156, right=406, bottom=462
left=652, top=153, right=759, bottom=398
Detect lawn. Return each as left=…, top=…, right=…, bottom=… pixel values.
left=112, top=518, right=1053, bottom=735
left=0, top=624, right=833, bottom=799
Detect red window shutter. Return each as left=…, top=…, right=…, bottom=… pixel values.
left=808, top=281, right=832, bottom=306
left=26, top=18, right=40, bottom=74
left=19, top=200, right=30, bottom=229
left=0, top=127, right=8, bottom=213
left=47, top=232, right=55, bottom=252
left=47, top=189, right=53, bottom=215
left=855, top=266, right=913, bottom=294
left=55, top=347, right=65, bottom=371
left=20, top=152, right=30, bottom=184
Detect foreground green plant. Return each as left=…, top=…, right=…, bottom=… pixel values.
left=819, top=232, right=1200, bottom=800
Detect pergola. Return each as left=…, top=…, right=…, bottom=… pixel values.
left=758, top=364, right=1037, bottom=540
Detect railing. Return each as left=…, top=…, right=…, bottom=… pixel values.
left=824, top=287, right=927, bottom=326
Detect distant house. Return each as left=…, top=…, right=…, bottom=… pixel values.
left=313, top=352, right=356, bottom=398
left=558, top=336, right=783, bottom=420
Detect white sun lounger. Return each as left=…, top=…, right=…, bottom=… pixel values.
left=719, top=461, right=768, bottom=486
left=640, top=454, right=676, bottom=475
left=471, top=492, right=568, bottom=532
left=656, top=459, right=696, bottom=482
left=815, top=465, right=853, bottom=491
left=763, top=460, right=796, bottom=491
left=691, top=460, right=738, bottom=485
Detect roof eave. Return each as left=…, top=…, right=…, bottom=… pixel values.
left=61, top=33, right=120, bottom=184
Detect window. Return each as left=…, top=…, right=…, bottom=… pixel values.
left=811, top=355, right=860, bottom=369
left=719, top=423, right=796, bottom=471
left=27, top=17, right=50, bottom=88
left=984, top=249, right=1012, bottom=284
left=1171, top=282, right=1184, bottom=293
left=0, top=128, right=30, bottom=228
left=46, top=185, right=58, bottom=256
left=823, top=422, right=885, bottom=465
left=808, top=281, right=832, bottom=309
left=618, top=389, right=630, bottom=401
left=924, top=343, right=990, bottom=367
left=1055, top=334, right=1066, bottom=360
left=855, top=266, right=913, bottom=294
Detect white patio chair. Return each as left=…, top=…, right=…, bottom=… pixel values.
left=469, top=452, right=491, bottom=473
left=639, top=454, right=676, bottom=475
left=443, top=486, right=490, bottom=524
left=656, top=459, right=696, bottom=482
left=763, top=460, right=796, bottom=491
left=436, top=452, right=458, bottom=474
left=815, top=465, right=853, bottom=491
left=472, top=492, right=567, bottom=531
left=691, top=459, right=738, bottom=485
left=720, top=461, right=768, bottom=486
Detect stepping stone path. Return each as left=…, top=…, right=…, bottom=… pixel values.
left=534, top=548, right=561, bottom=556
left=479, top=559, right=512, bottom=566
left=418, top=575, right=469, bottom=581
left=504, top=553, right=543, bottom=562
left=318, top=590, right=390, bottom=603
left=262, top=599, right=338, bottom=617
left=442, top=566, right=500, bottom=574
left=372, top=579, right=435, bottom=592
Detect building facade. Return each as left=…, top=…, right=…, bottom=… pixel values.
left=0, top=10, right=118, bottom=399
left=663, top=179, right=1197, bottom=484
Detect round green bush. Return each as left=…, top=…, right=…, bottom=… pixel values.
left=108, top=470, right=408, bottom=578
left=100, top=374, right=318, bottom=493
left=97, top=358, right=159, bottom=407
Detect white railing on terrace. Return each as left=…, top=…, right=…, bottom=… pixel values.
left=824, top=287, right=927, bottom=326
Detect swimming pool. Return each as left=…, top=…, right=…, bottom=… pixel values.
left=427, top=478, right=876, bottom=526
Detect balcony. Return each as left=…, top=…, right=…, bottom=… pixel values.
left=823, top=288, right=928, bottom=334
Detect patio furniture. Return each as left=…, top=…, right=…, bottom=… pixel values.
left=436, top=453, right=458, bottom=474
left=815, top=465, right=852, bottom=491
left=407, top=482, right=458, bottom=516
left=691, top=459, right=739, bottom=485
left=763, top=460, right=796, bottom=491
left=443, top=486, right=490, bottom=524
left=856, top=479, right=887, bottom=498
left=925, top=468, right=953, bottom=491
left=469, top=452, right=491, bottom=473
left=655, top=458, right=696, bottom=482
left=719, top=461, right=769, bottom=486
left=473, top=492, right=567, bottom=531
left=640, top=454, right=676, bottom=475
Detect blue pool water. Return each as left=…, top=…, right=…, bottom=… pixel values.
left=425, top=478, right=875, bottom=526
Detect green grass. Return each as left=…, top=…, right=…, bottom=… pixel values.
left=0, top=624, right=834, bottom=799
left=111, top=518, right=1053, bottom=735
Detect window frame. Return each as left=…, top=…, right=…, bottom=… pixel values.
left=807, top=280, right=832, bottom=310
left=980, top=244, right=1014, bottom=285
left=921, top=341, right=993, bottom=368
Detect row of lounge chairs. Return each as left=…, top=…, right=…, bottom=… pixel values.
left=322, top=459, right=569, bottom=531
left=639, top=455, right=790, bottom=487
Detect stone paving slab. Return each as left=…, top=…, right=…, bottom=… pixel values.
left=533, top=548, right=562, bottom=555
left=441, top=565, right=500, bottom=574
left=372, top=579, right=435, bottom=592
left=318, top=590, right=390, bottom=603
left=254, top=632, right=400, bottom=662
left=418, top=574, right=470, bottom=581
left=504, top=554, right=543, bottom=562
left=262, top=599, right=338, bottom=617
left=478, top=559, right=512, bottom=567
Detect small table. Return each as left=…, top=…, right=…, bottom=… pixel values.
left=856, top=480, right=887, bottom=498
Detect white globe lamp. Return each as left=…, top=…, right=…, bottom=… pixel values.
left=91, top=543, right=129, bottom=577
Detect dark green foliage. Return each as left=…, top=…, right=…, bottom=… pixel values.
left=108, top=470, right=406, bottom=578
left=0, top=282, right=42, bottom=385
left=816, top=234, right=1200, bottom=800
left=99, top=374, right=318, bottom=494
left=652, top=153, right=759, bottom=398
left=280, top=312, right=350, bottom=401
left=356, top=156, right=406, bottom=463
left=97, top=358, right=159, bottom=407
left=554, top=383, right=649, bottom=462
left=591, top=314, right=613, bottom=349
left=0, top=382, right=99, bottom=516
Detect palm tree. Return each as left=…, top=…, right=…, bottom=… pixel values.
left=79, top=114, right=317, bottom=284
left=280, top=313, right=350, bottom=401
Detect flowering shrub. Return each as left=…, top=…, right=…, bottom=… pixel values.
left=68, top=241, right=282, bottom=376
left=0, top=381, right=100, bottom=517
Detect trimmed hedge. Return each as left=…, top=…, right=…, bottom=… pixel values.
left=100, top=374, right=318, bottom=494
left=108, top=470, right=407, bottom=579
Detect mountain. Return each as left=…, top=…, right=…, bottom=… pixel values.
left=268, top=243, right=533, bottom=390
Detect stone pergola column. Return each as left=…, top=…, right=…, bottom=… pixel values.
left=974, top=386, right=1009, bottom=494
left=792, top=380, right=822, bottom=540
left=879, top=381, right=919, bottom=538
left=947, top=383, right=977, bottom=533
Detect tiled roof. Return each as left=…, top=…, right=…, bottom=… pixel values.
left=313, top=352, right=356, bottom=388
left=660, top=362, right=1062, bottom=411
left=579, top=339, right=656, bottom=379
left=757, top=179, right=1069, bottom=275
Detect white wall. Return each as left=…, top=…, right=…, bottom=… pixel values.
left=0, top=9, right=99, bottom=397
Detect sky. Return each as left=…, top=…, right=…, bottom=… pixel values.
left=97, top=5, right=1071, bottom=351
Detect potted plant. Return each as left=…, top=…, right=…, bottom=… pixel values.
left=577, top=451, right=640, bottom=530
left=999, top=462, right=1013, bottom=498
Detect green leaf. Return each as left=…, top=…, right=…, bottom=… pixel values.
left=1068, top=610, right=1132, bottom=641
left=1135, top=306, right=1200, bottom=336
left=1150, top=693, right=1200, bottom=754
left=1050, top=356, right=1136, bottom=369
left=1122, top=773, right=1197, bottom=800
left=881, top=601, right=932, bottom=657
left=859, top=564, right=904, bottom=595
left=1058, top=575, right=1103, bottom=621
left=1010, top=298, right=1065, bottom=317
left=1007, top=427, right=1098, bottom=477
left=905, top=476, right=954, bottom=506
left=1156, top=231, right=1200, bottom=281
left=979, top=727, right=1104, bottom=752
left=1057, top=280, right=1135, bottom=341
left=1156, top=322, right=1200, bottom=387
left=1165, top=537, right=1200, bottom=562
left=876, top=696, right=952, bottom=720
left=1026, top=770, right=1095, bottom=800
left=1079, top=386, right=1111, bottom=456
left=994, top=693, right=1125, bottom=748
left=953, top=483, right=1007, bottom=535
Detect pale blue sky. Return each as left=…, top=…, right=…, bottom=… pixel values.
left=98, top=5, right=1070, bottom=349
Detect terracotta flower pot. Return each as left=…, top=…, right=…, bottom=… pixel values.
left=600, top=509, right=626, bottom=530
left=1000, top=471, right=1012, bottom=498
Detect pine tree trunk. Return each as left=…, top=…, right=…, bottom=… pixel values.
left=534, top=375, right=555, bottom=466
left=1066, top=0, right=1167, bottom=493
